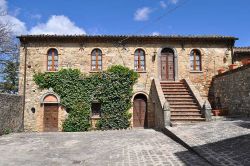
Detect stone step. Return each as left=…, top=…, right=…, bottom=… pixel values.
left=170, top=105, right=199, bottom=109
left=165, top=95, right=193, bottom=98
left=160, top=81, right=184, bottom=84
left=171, top=109, right=201, bottom=112
left=161, top=84, right=186, bottom=88
left=169, top=102, right=197, bottom=106
left=171, top=117, right=205, bottom=121
left=171, top=112, right=202, bottom=116
left=163, top=89, right=189, bottom=94
left=161, top=81, right=204, bottom=123
left=164, top=92, right=190, bottom=95
left=163, top=89, right=189, bottom=92
left=167, top=98, right=195, bottom=102
left=171, top=115, right=203, bottom=119
left=161, top=87, right=187, bottom=90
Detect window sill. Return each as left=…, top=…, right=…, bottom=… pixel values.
left=189, top=71, right=203, bottom=73
left=45, top=71, right=58, bottom=73
left=89, top=70, right=102, bottom=73
left=135, top=70, right=147, bottom=73
left=91, top=115, right=101, bottom=119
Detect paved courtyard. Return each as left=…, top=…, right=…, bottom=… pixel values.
left=0, top=129, right=209, bottom=166
left=167, top=117, right=250, bottom=166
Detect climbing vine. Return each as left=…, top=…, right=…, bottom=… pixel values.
left=33, top=65, right=139, bottom=131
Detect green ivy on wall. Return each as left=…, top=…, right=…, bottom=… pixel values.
left=33, top=65, right=139, bottom=131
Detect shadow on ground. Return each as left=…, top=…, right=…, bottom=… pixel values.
left=234, top=120, right=250, bottom=129
left=175, top=134, right=250, bottom=165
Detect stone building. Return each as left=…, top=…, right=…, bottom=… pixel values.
left=233, top=47, right=250, bottom=65
left=18, top=35, right=237, bottom=131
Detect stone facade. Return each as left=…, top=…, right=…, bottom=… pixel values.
left=18, top=35, right=236, bottom=131
left=209, top=64, right=250, bottom=116
left=0, top=94, right=23, bottom=135
left=233, top=47, right=250, bottom=66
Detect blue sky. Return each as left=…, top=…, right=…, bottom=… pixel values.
left=2, top=0, right=250, bottom=46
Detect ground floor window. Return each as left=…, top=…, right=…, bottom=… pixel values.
left=91, top=102, right=101, bottom=117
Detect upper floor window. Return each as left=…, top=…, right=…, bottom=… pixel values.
left=91, top=49, right=102, bottom=71
left=190, top=49, right=201, bottom=71
left=47, top=48, right=58, bottom=71
left=134, top=49, right=146, bottom=71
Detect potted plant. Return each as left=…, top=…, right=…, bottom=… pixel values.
left=241, top=59, right=250, bottom=65
left=212, top=97, right=223, bottom=116
left=217, top=68, right=225, bottom=74
left=228, top=64, right=238, bottom=70
left=212, top=109, right=220, bottom=116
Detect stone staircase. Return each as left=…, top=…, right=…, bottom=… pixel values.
left=160, top=81, right=205, bottom=125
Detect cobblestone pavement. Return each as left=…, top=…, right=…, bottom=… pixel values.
left=0, top=129, right=209, bottom=166
left=167, top=118, right=250, bottom=166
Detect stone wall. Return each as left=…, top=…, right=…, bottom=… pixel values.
left=149, top=78, right=170, bottom=128
left=0, top=94, right=23, bottom=135
left=210, top=64, right=250, bottom=116
left=18, top=40, right=232, bottom=131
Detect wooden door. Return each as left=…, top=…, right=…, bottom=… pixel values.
left=133, top=98, right=147, bottom=127
left=44, top=104, right=58, bottom=132
left=161, top=53, right=174, bottom=81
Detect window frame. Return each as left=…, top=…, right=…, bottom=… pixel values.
left=91, top=48, right=102, bottom=71
left=91, top=102, right=101, bottom=118
left=190, top=49, right=202, bottom=71
left=134, top=48, right=146, bottom=71
left=47, top=48, right=59, bottom=71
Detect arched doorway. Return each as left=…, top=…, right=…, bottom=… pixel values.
left=133, top=94, right=147, bottom=128
left=41, top=93, right=60, bottom=132
left=161, top=48, right=175, bottom=81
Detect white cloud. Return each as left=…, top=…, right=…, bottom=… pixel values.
left=10, top=7, right=21, bottom=17
left=152, top=32, right=160, bottom=36
left=0, top=15, right=27, bottom=35
left=134, top=7, right=152, bottom=21
left=0, top=0, right=27, bottom=35
left=160, top=1, right=167, bottom=9
left=0, top=0, right=7, bottom=14
left=0, top=0, right=86, bottom=35
left=30, top=15, right=86, bottom=35
left=30, top=14, right=42, bottom=20
left=169, top=0, right=178, bottom=4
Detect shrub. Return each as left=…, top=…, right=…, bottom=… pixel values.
left=34, top=65, right=138, bottom=131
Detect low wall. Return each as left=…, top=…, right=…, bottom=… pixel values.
left=210, top=64, right=250, bottom=116
left=149, top=79, right=170, bottom=129
left=0, top=94, right=23, bottom=135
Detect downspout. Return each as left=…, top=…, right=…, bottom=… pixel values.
left=231, top=40, right=235, bottom=64
left=22, top=40, right=27, bottom=131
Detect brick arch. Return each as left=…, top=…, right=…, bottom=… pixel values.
left=40, top=89, right=60, bottom=104
left=132, top=47, right=149, bottom=55
left=46, top=47, right=60, bottom=54
left=132, top=91, right=149, bottom=102
left=189, top=48, right=205, bottom=55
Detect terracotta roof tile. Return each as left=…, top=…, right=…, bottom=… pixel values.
left=17, top=34, right=238, bottom=40
left=234, top=47, right=250, bottom=53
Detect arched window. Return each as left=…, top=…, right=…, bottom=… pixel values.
left=190, top=49, right=201, bottom=71
left=134, top=49, right=146, bottom=71
left=47, top=48, right=58, bottom=71
left=91, top=48, right=102, bottom=71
